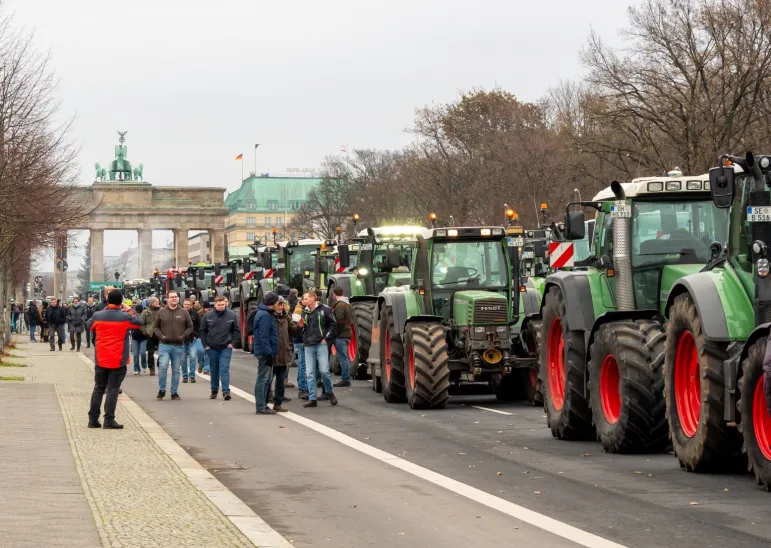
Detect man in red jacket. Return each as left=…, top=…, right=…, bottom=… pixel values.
left=87, top=290, right=143, bottom=429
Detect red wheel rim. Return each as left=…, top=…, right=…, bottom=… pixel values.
left=599, top=355, right=621, bottom=424
left=348, top=322, right=356, bottom=362
left=529, top=369, right=537, bottom=388
left=384, top=326, right=391, bottom=382
left=547, top=317, right=565, bottom=410
left=753, top=376, right=771, bottom=461
left=409, top=344, right=416, bottom=390
left=674, top=330, right=700, bottom=438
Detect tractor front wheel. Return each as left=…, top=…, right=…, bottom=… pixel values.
left=738, top=338, right=771, bottom=490
left=587, top=320, right=668, bottom=453
left=664, top=293, right=742, bottom=471
left=524, top=319, right=543, bottom=406
left=352, top=301, right=376, bottom=372
left=379, top=306, right=406, bottom=403
left=404, top=322, right=450, bottom=409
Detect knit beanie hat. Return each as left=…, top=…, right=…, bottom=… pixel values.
left=263, top=292, right=279, bottom=306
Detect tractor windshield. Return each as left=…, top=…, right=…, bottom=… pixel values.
left=373, top=243, right=414, bottom=274
left=289, top=245, right=317, bottom=278
left=631, top=199, right=728, bottom=267
left=431, top=240, right=507, bottom=288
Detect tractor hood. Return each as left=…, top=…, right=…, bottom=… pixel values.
left=453, top=290, right=508, bottom=327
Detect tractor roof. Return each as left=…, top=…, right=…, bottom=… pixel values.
left=430, top=227, right=507, bottom=239
left=357, top=225, right=428, bottom=238
left=592, top=173, right=712, bottom=201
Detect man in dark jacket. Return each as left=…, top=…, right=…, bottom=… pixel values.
left=298, top=290, right=338, bottom=407
left=84, top=296, right=97, bottom=348
left=87, top=290, right=143, bottom=429
left=46, top=298, right=67, bottom=352
left=182, top=298, right=201, bottom=384
left=153, top=291, right=193, bottom=400
left=67, top=297, right=87, bottom=351
left=331, top=286, right=353, bottom=387
left=141, top=297, right=161, bottom=375
left=27, top=301, right=40, bottom=342
left=253, top=292, right=280, bottom=414
left=199, top=296, right=241, bottom=400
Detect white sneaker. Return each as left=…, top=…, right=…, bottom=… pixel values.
left=133, top=372, right=139, bottom=376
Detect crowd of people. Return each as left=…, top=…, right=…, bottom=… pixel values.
left=86, top=285, right=356, bottom=427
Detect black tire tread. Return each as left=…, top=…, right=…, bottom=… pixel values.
left=525, top=319, right=544, bottom=406
left=738, top=339, right=771, bottom=491
left=405, top=322, right=450, bottom=409
left=381, top=306, right=406, bottom=403
left=353, top=301, right=376, bottom=365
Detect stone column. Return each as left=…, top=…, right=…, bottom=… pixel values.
left=90, top=229, right=104, bottom=282
left=209, top=228, right=225, bottom=264
left=138, top=229, right=153, bottom=279
left=174, top=228, right=189, bottom=268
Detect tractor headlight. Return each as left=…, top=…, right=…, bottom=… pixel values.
left=481, top=228, right=491, bottom=236
left=448, top=229, right=458, bottom=237
left=666, top=181, right=682, bottom=191
left=496, top=326, right=507, bottom=332
left=758, top=258, right=770, bottom=278
left=357, top=268, right=369, bottom=277
left=492, top=228, right=503, bottom=235
left=647, top=182, right=663, bottom=192
left=436, top=230, right=447, bottom=237
left=474, top=326, right=485, bottom=333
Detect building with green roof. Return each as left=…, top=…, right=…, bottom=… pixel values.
left=224, top=174, right=320, bottom=248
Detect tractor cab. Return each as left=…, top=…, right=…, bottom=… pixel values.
left=275, top=239, right=323, bottom=294
left=166, top=268, right=191, bottom=298
left=355, top=226, right=422, bottom=294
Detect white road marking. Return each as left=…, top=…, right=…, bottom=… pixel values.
left=200, top=372, right=626, bottom=548
left=78, top=356, right=292, bottom=548
left=469, top=405, right=514, bottom=416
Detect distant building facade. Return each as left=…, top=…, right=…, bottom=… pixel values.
left=188, top=232, right=211, bottom=263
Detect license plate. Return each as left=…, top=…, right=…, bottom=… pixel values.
left=748, top=206, right=771, bottom=222
left=521, top=250, right=534, bottom=259
left=508, top=237, right=524, bottom=247
left=611, top=200, right=631, bottom=218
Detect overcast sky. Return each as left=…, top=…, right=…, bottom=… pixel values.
left=11, top=0, right=632, bottom=270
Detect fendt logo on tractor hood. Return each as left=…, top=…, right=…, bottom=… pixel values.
left=480, top=305, right=504, bottom=311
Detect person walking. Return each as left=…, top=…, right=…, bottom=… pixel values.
left=40, top=301, right=49, bottom=343
left=27, top=301, right=39, bottom=342
left=182, top=298, right=201, bottom=383
left=84, top=296, right=97, bottom=348
left=292, top=299, right=308, bottom=398
left=66, top=297, right=87, bottom=351
left=130, top=302, right=148, bottom=375
left=331, top=286, right=353, bottom=387
left=197, top=301, right=212, bottom=374
left=87, top=290, right=143, bottom=429
left=298, top=291, right=338, bottom=407
left=271, top=297, right=298, bottom=412
left=141, top=297, right=161, bottom=375
left=200, top=296, right=241, bottom=400
left=46, top=298, right=67, bottom=352
left=253, top=292, right=280, bottom=414
left=153, top=291, right=192, bottom=400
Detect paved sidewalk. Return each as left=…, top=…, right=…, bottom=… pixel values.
left=0, top=338, right=257, bottom=547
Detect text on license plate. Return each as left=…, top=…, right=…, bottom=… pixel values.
left=748, top=206, right=771, bottom=222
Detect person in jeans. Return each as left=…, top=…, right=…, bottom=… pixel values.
left=298, top=291, right=338, bottom=408
left=197, top=301, right=212, bottom=373
left=253, top=292, right=281, bottom=414
left=130, top=302, right=147, bottom=374
left=87, top=290, right=143, bottom=429
left=182, top=298, right=201, bottom=383
left=66, top=297, right=87, bottom=351
left=331, top=286, right=353, bottom=387
left=199, top=296, right=241, bottom=400
left=141, top=297, right=161, bottom=375
left=27, top=301, right=40, bottom=342
left=292, top=300, right=308, bottom=397
left=84, top=297, right=96, bottom=348
left=153, top=291, right=192, bottom=400
left=270, top=297, right=299, bottom=412
left=46, top=298, right=67, bottom=352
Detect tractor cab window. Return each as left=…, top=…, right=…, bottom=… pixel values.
left=373, top=243, right=414, bottom=293
left=631, top=199, right=727, bottom=267
left=431, top=240, right=507, bottom=289
left=288, top=245, right=316, bottom=278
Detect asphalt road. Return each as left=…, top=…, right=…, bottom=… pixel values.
left=85, top=345, right=771, bottom=548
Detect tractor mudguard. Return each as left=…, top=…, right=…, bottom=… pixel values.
left=541, top=271, right=595, bottom=332
left=350, top=295, right=378, bottom=304
left=328, top=275, right=353, bottom=297
left=586, top=310, right=658, bottom=357
left=405, top=314, right=444, bottom=326
left=379, top=292, right=409, bottom=336
left=523, top=287, right=540, bottom=316
left=665, top=274, right=730, bottom=342
left=738, top=323, right=771, bottom=375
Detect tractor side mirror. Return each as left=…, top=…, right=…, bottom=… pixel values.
left=175, top=272, right=182, bottom=285
left=709, top=166, right=735, bottom=208
left=533, top=241, right=546, bottom=258
left=319, top=260, right=329, bottom=274
left=386, top=248, right=401, bottom=268
left=214, top=264, right=221, bottom=276
left=338, top=244, right=350, bottom=268
left=226, top=271, right=235, bottom=286
left=262, top=251, right=273, bottom=270
left=198, top=269, right=204, bottom=280
left=565, top=210, right=585, bottom=240
left=243, top=259, right=251, bottom=273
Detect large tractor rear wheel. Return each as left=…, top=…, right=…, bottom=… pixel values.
left=588, top=320, right=668, bottom=453
left=404, top=322, right=450, bottom=409
left=379, top=306, right=406, bottom=403
left=352, top=301, right=376, bottom=374
left=738, top=338, right=771, bottom=491
left=540, top=286, right=594, bottom=440
left=664, top=293, right=742, bottom=471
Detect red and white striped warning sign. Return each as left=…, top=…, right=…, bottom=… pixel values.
left=214, top=275, right=224, bottom=285
left=334, top=258, right=345, bottom=273
left=549, top=242, right=574, bottom=268
left=264, top=268, right=274, bottom=279
left=244, top=271, right=254, bottom=281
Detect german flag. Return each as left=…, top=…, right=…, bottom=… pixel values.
left=235, top=153, right=243, bottom=160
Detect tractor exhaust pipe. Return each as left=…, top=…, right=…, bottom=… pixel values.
left=746, top=151, right=766, bottom=192
left=610, top=181, right=634, bottom=311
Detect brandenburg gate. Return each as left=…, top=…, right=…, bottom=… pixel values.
left=73, top=132, right=229, bottom=282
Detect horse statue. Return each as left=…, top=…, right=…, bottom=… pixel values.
left=133, top=163, right=144, bottom=181
left=95, top=163, right=108, bottom=181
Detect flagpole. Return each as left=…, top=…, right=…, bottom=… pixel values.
left=254, top=144, right=260, bottom=178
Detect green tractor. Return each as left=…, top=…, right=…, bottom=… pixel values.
left=365, top=225, right=521, bottom=408
left=533, top=173, right=728, bottom=453
left=663, top=152, right=771, bottom=488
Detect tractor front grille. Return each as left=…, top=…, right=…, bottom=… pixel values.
left=474, top=299, right=507, bottom=324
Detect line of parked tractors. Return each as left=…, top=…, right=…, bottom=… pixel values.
left=111, top=150, right=771, bottom=491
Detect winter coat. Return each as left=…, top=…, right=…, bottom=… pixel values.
left=141, top=306, right=160, bottom=339
left=88, top=305, right=143, bottom=369
left=66, top=303, right=87, bottom=333
left=332, top=297, right=353, bottom=339
left=252, top=303, right=279, bottom=357
left=46, top=304, right=67, bottom=326
left=300, top=303, right=336, bottom=346
left=153, top=305, right=193, bottom=345
left=199, top=308, right=240, bottom=350
left=186, top=308, right=201, bottom=342
left=291, top=302, right=304, bottom=344
left=275, top=311, right=300, bottom=366
left=85, top=303, right=96, bottom=322
left=27, top=303, right=39, bottom=326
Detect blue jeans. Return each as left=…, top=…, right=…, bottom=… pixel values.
left=254, top=355, right=274, bottom=411
left=335, top=338, right=351, bottom=383
left=305, top=344, right=333, bottom=401
left=193, top=338, right=208, bottom=373
left=131, top=339, right=147, bottom=373
left=29, top=325, right=36, bottom=341
left=158, top=343, right=185, bottom=395
left=294, top=342, right=307, bottom=392
left=183, top=340, right=197, bottom=379
left=207, top=347, right=232, bottom=393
